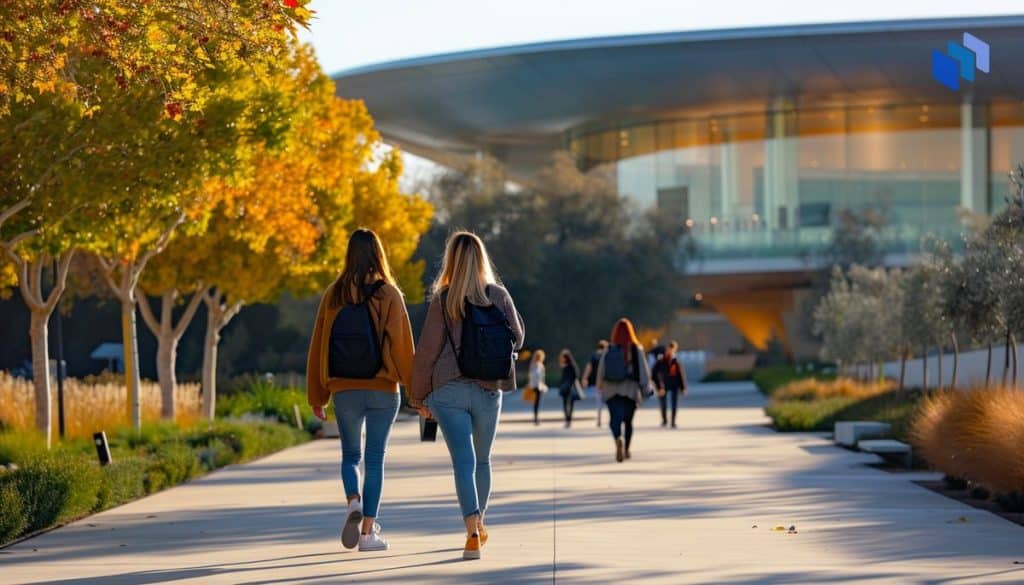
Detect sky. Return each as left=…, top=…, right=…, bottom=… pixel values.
left=301, top=0, right=1023, bottom=75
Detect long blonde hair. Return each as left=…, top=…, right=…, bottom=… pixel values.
left=432, top=231, right=499, bottom=321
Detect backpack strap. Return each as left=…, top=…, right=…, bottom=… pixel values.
left=439, top=289, right=459, bottom=359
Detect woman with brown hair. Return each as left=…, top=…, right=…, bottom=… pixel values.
left=306, top=228, right=415, bottom=552
left=410, top=231, right=525, bottom=560
left=595, top=318, right=652, bottom=462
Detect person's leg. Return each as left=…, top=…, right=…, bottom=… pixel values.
left=332, top=391, right=365, bottom=503
left=533, top=391, right=541, bottom=424
left=333, top=391, right=366, bottom=549
left=561, top=395, right=571, bottom=424
left=429, top=387, right=480, bottom=521
left=658, top=392, right=668, bottom=426
left=669, top=388, right=680, bottom=426
left=607, top=396, right=626, bottom=461
left=469, top=388, right=502, bottom=517
left=623, top=398, right=637, bottom=453
left=359, top=391, right=400, bottom=531
left=594, top=387, right=602, bottom=427
left=566, top=396, right=575, bottom=425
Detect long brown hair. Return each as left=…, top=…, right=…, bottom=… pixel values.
left=610, top=318, right=640, bottom=362
left=330, top=228, right=399, bottom=309
left=431, top=231, right=499, bottom=321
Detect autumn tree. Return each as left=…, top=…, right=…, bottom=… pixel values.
left=0, top=1, right=309, bottom=441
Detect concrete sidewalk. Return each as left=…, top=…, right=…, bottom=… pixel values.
left=1, top=382, right=1022, bottom=584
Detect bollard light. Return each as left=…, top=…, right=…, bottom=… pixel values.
left=93, top=431, right=112, bottom=466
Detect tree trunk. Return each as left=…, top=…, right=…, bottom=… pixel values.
left=898, top=351, right=907, bottom=391
left=986, top=342, right=993, bottom=388
left=138, top=289, right=203, bottom=421
left=922, top=347, right=929, bottom=391
left=6, top=251, right=74, bottom=449
left=1012, top=333, right=1019, bottom=388
left=1003, top=328, right=1012, bottom=387
left=937, top=342, right=944, bottom=391
left=950, top=333, right=959, bottom=391
left=201, top=306, right=220, bottom=421
left=29, top=310, right=52, bottom=446
left=201, top=289, right=243, bottom=421
left=121, top=297, right=143, bottom=431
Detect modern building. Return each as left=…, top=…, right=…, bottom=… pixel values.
left=333, top=16, right=1024, bottom=358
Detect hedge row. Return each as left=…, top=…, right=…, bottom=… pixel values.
left=0, top=420, right=308, bottom=545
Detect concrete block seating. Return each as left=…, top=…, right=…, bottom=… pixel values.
left=834, top=421, right=891, bottom=447
left=858, top=439, right=913, bottom=469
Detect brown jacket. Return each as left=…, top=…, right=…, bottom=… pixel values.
left=409, top=285, right=525, bottom=408
left=306, top=282, right=414, bottom=408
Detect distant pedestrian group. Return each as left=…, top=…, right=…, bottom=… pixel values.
left=306, top=227, right=686, bottom=562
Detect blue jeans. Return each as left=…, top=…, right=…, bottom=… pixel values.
left=332, top=390, right=400, bottom=519
left=425, top=380, right=502, bottom=518
left=607, top=395, right=636, bottom=450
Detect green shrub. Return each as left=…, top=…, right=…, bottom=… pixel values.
left=752, top=364, right=835, bottom=396
left=96, top=457, right=148, bottom=509
left=0, top=431, right=48, bottom=465
left=144, top=443, right=200, bottom=493
left=701, top=370, right=753, bottom=383
left=0, top=481, right=27, bottom=544
left=765, top=389, right=921, bottom=440
left=5, top=454, right=101, bottom=533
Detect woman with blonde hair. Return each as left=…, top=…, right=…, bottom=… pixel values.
left=306, top=228, right=415, bottom=552
left=596, top=318, right=652, bottom=462
left=410, top=231, right=525, bottom=560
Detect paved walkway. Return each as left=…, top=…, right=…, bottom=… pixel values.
left=2, top=382, right=1022, bottom=584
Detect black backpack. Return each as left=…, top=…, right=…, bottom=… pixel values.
left=328, top=281, right=386, bottom=379
left=602, top=345, right=637, bottom=383
left=441, top=286, right=515, bottom=381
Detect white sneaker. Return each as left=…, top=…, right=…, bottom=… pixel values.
left=359, top=523, right=389, bottom=551
left=341, top=499, right=363, bottom=549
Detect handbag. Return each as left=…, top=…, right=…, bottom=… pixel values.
left=572, top=380, right=585, bottom=401
left=419, top=416, right=438, bottom=442
left=523, top=386, right=538, bottom=402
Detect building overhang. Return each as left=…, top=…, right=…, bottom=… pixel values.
left=333, top=16, right=1024, bottom=174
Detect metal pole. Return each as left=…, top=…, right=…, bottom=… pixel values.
left=53, top=258, right=66, bottom=439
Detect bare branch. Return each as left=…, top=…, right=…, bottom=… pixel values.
left=132, top=212, right=186, bottom=289
left=42, top=249, right=76, bottom=314
left=95, top=255, right=123, bottom=300
left=16, top=255, right=43, bottom=311
left=0, top=198, right=31, bottom=232
left=173, top=286, right=206, bottom=339
left=136, top=290, right=161, bottom=335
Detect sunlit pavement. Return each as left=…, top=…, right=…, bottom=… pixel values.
left=1, top=382, right=1022, bottom=584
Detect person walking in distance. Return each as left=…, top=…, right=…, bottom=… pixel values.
left=557, top=349, right=582, bottom=428
left=596, top=319, right=652, bottom=462
left=409, top=231, right=525, bottom=560
left=306, top=229, right=415, bottom=552
left=581, top=340, right=608, bottom=427
left=653, top=340, right=688, bottom=428
left=528, top=350, right=548, bottom=425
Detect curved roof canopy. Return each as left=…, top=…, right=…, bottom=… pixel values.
left=333, top=16, right=1024, bottom=172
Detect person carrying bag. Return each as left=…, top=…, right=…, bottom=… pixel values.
left=409, top=231, right=525, bottom=561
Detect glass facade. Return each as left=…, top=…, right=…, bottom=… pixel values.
left=569, top=102, right=1024, bottom=263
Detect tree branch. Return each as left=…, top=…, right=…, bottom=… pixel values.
left=42, top=249, right=75, bottom=314
left=131, top=212, right=186, bottom=290
left=136, top=290, right=161, bottom=335
left=173, top=286, right=206, bottom=339
left=0, top=197, right=31, bottom=233
left=95, top=255, right=124, bottom=301
left=16, top=255, right=43, bottom=311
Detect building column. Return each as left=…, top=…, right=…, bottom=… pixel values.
left=960, top=103, right=989, bottom=213
left=719, top=141, right=739, bottom=221
left=764, top=108, right=799, bottom=230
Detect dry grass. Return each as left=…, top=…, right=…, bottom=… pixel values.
left=911, top=387, right=1024, bottom=494
left=772, top=377, right=894, bottom=402
left=0, top=372, right=200, bottom=439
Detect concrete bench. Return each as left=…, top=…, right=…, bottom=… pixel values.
left=834, top=421, right=891, bottom=447
left=858, top=439, right=912, bottom=469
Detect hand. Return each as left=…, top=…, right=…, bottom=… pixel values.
left=657, top=388, right=666, bottom=398
left=312, top=405, right=327, bottom=421
left=415, top=405, right=433, bottom=420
